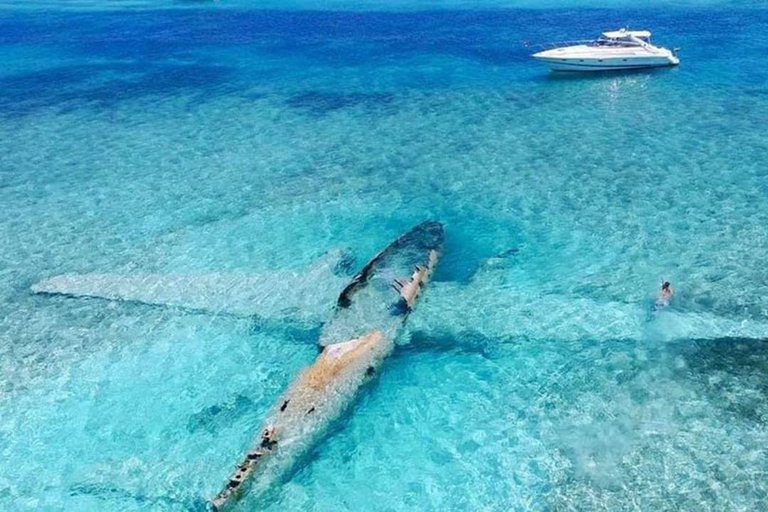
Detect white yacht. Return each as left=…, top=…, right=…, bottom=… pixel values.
left=532, top=29, right=679, bottom=72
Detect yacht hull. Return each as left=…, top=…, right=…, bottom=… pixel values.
left=534, top=55, right=678, bottom=72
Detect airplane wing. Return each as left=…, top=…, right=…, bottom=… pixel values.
left=31, top=250, right=353, bottom=327
left=32, top=247, right=768, bottom=346
left=410, top=280, right=768, bottom=345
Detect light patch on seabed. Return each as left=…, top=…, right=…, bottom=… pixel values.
left=3, top=85, right=768, bottom=509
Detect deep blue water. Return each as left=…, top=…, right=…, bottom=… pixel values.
left=2, top=3, right=768, bottom=511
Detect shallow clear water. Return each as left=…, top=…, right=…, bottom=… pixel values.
left=1, top=3, right=768, bottom=511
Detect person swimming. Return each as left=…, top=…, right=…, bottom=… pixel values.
left=656, top=280, right=673, bottom=307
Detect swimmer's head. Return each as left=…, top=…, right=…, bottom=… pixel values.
left=662, top=281, right=671, bottom=291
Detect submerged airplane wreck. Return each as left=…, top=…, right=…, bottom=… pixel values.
left=31, top=221, right=442, bottom=508
left=31, top=220, right=768, bottom=507
left=210, top=220, right=442, bottom=510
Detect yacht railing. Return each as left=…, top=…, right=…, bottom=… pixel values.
left=525, top=38, right=651, bottom=52
left=524, top=39, right=594, bottom=51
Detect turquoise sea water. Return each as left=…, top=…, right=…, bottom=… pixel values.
left=2, top=2, right=768, bottom=510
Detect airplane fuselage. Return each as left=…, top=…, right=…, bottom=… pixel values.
left=211, top=221, right=443, bottom=510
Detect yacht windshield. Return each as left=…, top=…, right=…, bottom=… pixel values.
left=590, top=36, right=641, bottom=47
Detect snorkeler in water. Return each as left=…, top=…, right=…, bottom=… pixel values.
left=656, top=280, right=673, bottom=307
